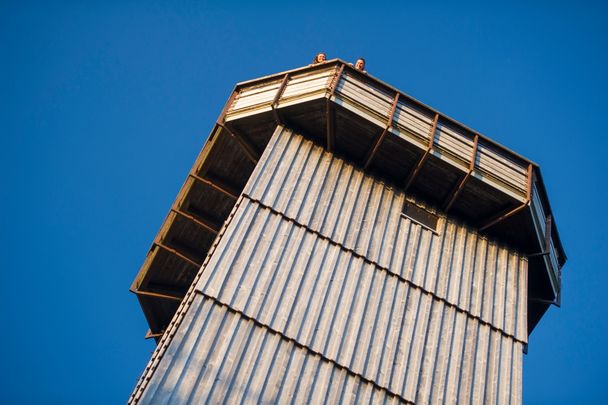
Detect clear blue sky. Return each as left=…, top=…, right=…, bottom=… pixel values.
left=1, top=1, right=606, bottom=403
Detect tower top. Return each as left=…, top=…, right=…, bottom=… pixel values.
left=132, top=59, right=565, bottom=339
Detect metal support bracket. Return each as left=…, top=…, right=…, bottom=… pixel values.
left=479, top=163, right=533, bottom=231
left=271, top=74, right=290, bottom=125
left=326, top=64, right=345, bottom=152
left=218, top=122, right=260, bottom=164
left=404, top=113, right=439, bottom=191
left=363, top=92, right=400, bottom=170
left=444, top=134, right=479, bottom=213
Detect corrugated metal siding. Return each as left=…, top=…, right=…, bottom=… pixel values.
left=132, top=126, right=528, bottom=404
left=244, top=127, right=528, bottom=342
left=190, top=200, right=523, bottom=403
left=139, top=293, right=405, bottom=405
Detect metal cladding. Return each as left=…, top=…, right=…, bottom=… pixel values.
left=224, top=60, right=564, bottom=315
left=242, top=128, right=528, bottom=343
left=130, top=60, right=567, bottom=404
left=137, top=293, right=405, bottom=404
left=131, top=60, right=565, bottom=338
left=131, top=128, right=526, bottom=404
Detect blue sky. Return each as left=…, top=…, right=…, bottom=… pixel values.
left=1, top=1, right=606, bottom=403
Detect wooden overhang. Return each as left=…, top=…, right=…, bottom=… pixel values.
left=132, top=59, right=566, bottom=340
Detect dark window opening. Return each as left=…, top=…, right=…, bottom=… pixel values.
left=401, top=201, right=439, bottom=233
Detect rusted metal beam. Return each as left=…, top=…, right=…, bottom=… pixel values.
left=188, top=173, right=239, bottom=200
left=133, top=288, right=182, bottom=302
left=218, top=122, right=260, bottom=164
left=145, top=329, right=164, bottom=340
left=363, top=92, right=400, bottom=170
left=404, top=113, right=439, bottom=191
left=271, top=74, right=290, bottom=125
left=478, top=202, right=528, bottom=232
left=526, top=163, right=533, bottom=201
left=171, top=208, right=220, bottom=234
left=155, top=242, right=202, bottom=269
left=478, top=162, right=533, bottom=231
left=443, top=134, right=479, bottom=213
left=326, top=64, right=345, bottom=152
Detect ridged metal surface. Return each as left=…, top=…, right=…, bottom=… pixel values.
left=132, top=127, right=527, bottom=404
left=244, top=127, right=528, bottom=342
left=223, top=62, right=563, bottom=293
left=191, top=200, right=523, bottom=403
left=138, top=293, right=405, bottom=405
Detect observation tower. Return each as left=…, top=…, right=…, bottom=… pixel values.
left=129, top=59, right=565, bottom=404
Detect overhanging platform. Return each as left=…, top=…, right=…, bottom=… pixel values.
left=132, top=59, right=566, bottom=339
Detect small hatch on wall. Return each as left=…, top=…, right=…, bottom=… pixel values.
left=401, top=200, right=439, bottom=233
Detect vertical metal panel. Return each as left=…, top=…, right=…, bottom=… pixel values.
left=244, top=127, right=528, bottom=342
left=132, top=126, right=528, bottom=404
left=138, top=293, right=405, bottom=404
left=184, top=199, right=524, bottom=403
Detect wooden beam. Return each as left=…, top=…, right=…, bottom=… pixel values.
left=478, top=162, right=534, bottom=231
left=193, top=124, right=223, bottom=178
left=155, top=242, right=202, bottom=268
left=478, top=202, right=528, bottom=232
left=171, top=208, right=220, bottom=234
left=133, top=288, right=182, bottom=302
left=145, top=329, right=164, bottom=340
left=404, top=113, right=439, bottom=191
left=326, top=64, right=345, bottom=152
left=443, top=173, right=470, bottom=213
left=218, top=123, right=260, bottom=164
left=188, top=173, right=239, bottom=200
left=271, top=74, right=290, bottom=125
left=443, top=134, right=479, bottom=212
left=363, top=93, right=400, bottom=170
